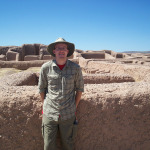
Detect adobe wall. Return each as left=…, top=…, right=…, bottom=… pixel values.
left=0, top=44, right=79, bottom=61
left=0, top=59, right=79, bottom=70
left=0, top=60, right=48, bottom=70
left=76, top=82, right=150, bottom=150
left=83, top=74, right=135, bottom=84
left=79, top=58, right=150, bottom=81
left=81, top=52, right=105, bottom=59
left=0, top=81, right=150, bottom=150
left=0, top=69, right=150, bottom=150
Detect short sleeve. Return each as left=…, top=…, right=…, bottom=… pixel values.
left=38, top=65, right=48, bottom=93
left=75, top=66, right=84, bottom=92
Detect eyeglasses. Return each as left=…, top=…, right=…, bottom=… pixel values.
left=55, top=47, right=68, bottom=51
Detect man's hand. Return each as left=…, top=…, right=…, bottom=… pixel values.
left=75, top=91, right=82, bottom=109
left=40, top=92, right=45, bottom=103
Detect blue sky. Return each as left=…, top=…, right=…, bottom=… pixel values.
left=0, top=0, right=150, bottom=52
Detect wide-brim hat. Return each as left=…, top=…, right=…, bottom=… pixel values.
left=47, top=37, right=75, bottom=57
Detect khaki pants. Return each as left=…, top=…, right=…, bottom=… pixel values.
left=42, top=114, right=78, bottom=150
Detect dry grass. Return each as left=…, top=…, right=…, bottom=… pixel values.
left=26, top=67, right=41, bottom=73
left=0, top=68, right=22, bottom=78
left=0, top=67, right=41, bottom=79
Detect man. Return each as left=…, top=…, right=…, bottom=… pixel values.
left=38, top=38, right=84, bottom=150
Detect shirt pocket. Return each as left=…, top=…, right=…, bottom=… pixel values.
left=47, top=74, right=59, bottom=89
left=64, top=74, right=74, bottom=85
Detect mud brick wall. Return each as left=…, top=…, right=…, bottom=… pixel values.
left=0, top=81, right=150, bottom=150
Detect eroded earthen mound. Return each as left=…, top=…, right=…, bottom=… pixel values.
left=83, top=74, right=135, bottom=84
left=0, top=71, right=38, bottom=86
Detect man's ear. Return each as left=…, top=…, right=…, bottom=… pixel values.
left=53, top=50, right=55, bottom=54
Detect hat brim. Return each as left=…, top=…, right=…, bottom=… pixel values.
left=47, top=41, right=75, bottom=57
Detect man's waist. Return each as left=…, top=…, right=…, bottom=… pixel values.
left=45, top=96, right=75, bottom=106
left=43, top=108, right=76, bottom=121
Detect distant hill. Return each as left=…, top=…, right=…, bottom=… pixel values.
left=123, top=51, right=150, bottom=53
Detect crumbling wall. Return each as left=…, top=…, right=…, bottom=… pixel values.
left=0, top=60, right=48, bottom=70
left=76, top=83, right=150, bottom=150
left=83, top=74, right=135, bottom=84
left=81, top=52, right=105, bottom=59
left=0, top=54, right=6, bottom=61
left=0, top=72, right=38, bottom=86
left=0, top=85, right=43, bottom=150
left=0, top=54, right=150, bottom=150
left=79, top=58, right=150, bottom=82
left=0, top=59, right=79, bottom=70
left=0, top=80, right=150, bottom=150
left=6, top=50, right=20, bottom=61
left=34, top=44, right=40, bottom=55
left=116, top=53, right=124, bottom=58
left=6, top=47, right=22, bottom=61
left=22, top=44, right=36, bottom=60
left=0, top=46, right=15, bottom=55
left=24, top=55, right=39, bottom=61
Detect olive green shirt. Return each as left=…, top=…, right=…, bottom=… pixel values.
left=38, top=59, right=84, bottom=121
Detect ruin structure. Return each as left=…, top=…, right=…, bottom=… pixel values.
left=0, top=45, right=150, bottom=150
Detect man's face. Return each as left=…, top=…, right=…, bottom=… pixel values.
left=53, top=43, right=69, bottom=59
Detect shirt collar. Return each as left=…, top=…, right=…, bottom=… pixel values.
left=52, top=59, right=70, bottom=68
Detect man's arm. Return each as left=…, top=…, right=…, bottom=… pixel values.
left=75, top=91, right=82, bottom=108
left=74, top=66, right=84, bottom=108
left=40, top=92, right=45, bottom=103
left=38, top=64, right=48, bottom=103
